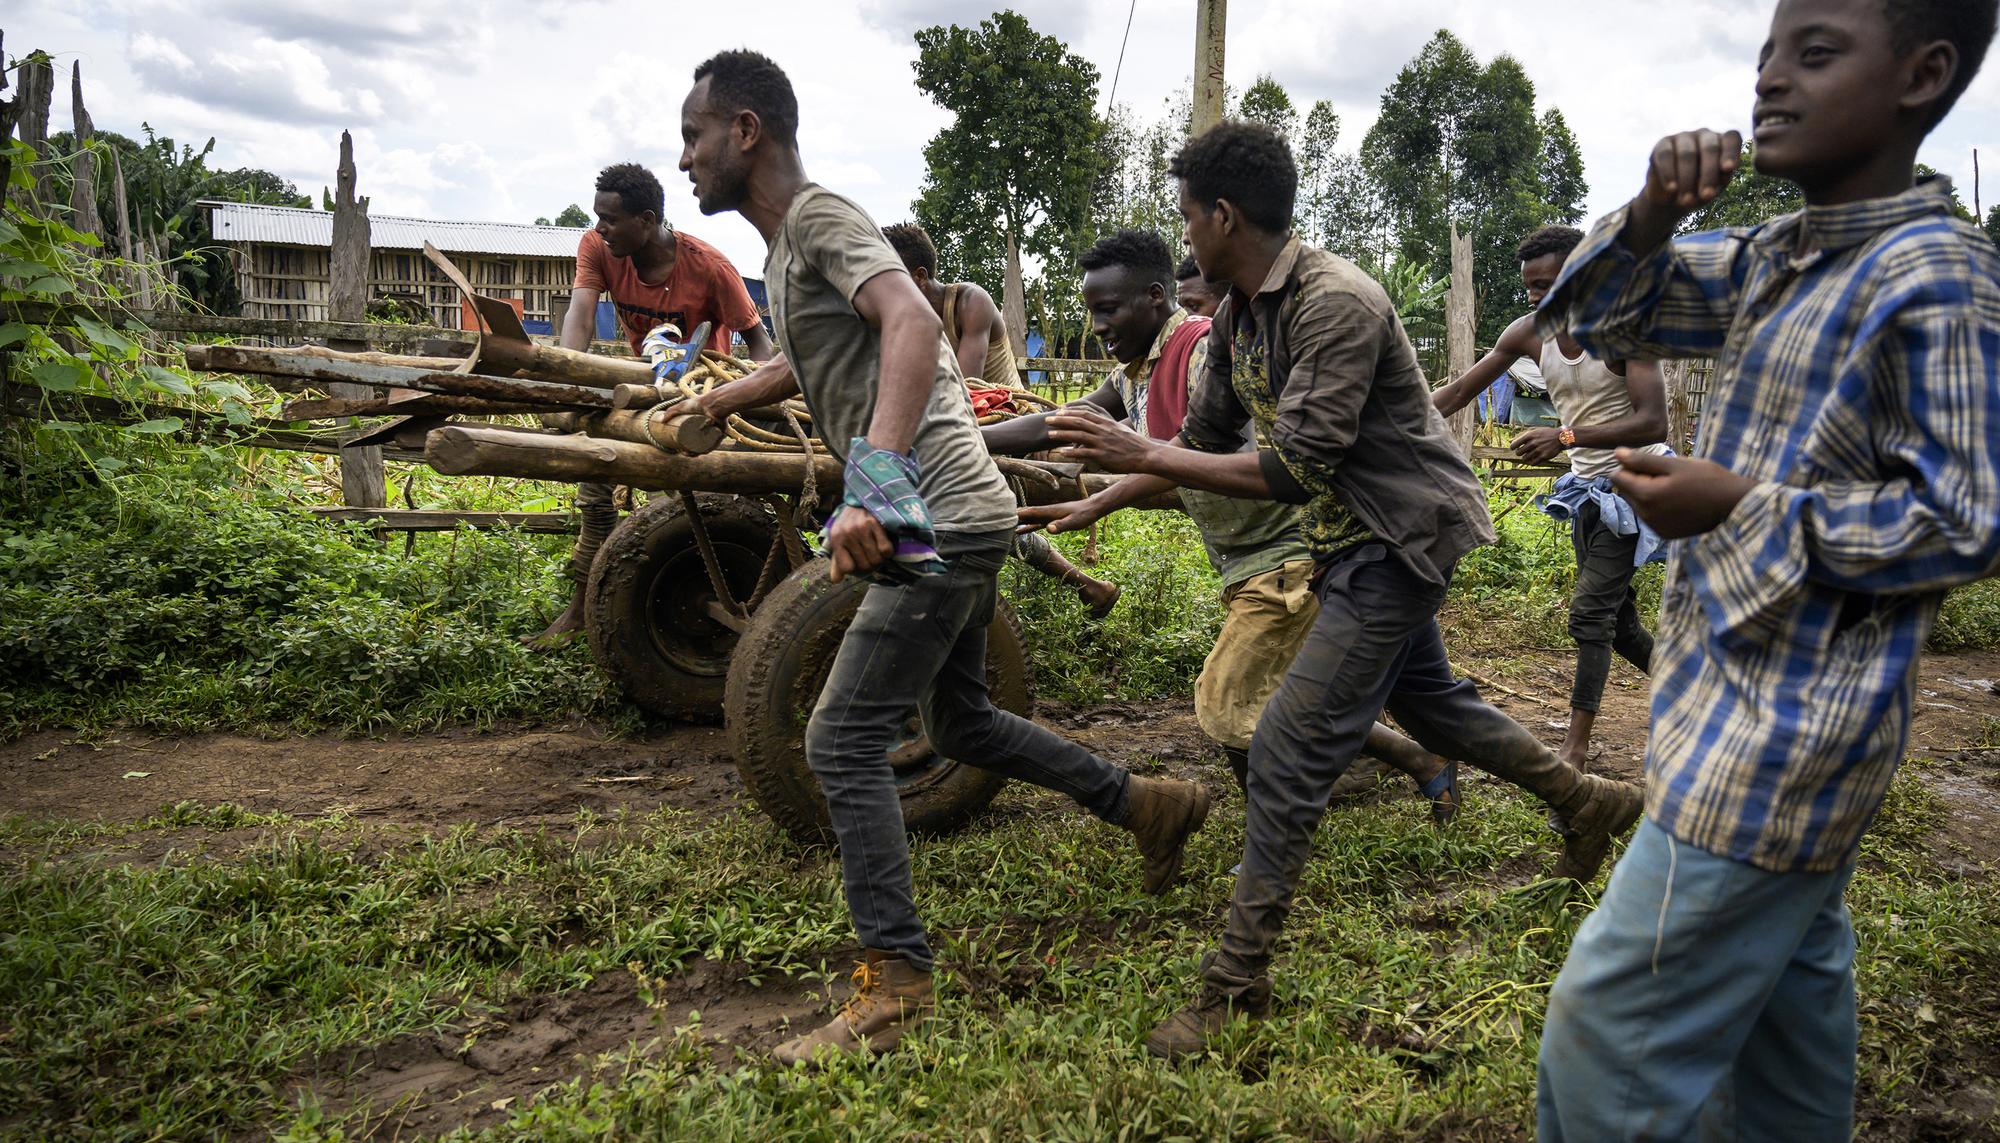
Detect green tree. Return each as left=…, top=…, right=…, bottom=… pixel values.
left=1295, top=100, right=1340, bottom=246
left=1360, top=30, right=1587, bottom=344
left=1237, top=74, right=1297, bottom=141
left=553, top=203, right=590, bottom=228
left=1985, top=204, right=2000, bottom=246
left=910, top=10, right=1106, bottom=342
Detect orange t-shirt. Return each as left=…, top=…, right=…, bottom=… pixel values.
left=573, top=228, right=760, bottom=355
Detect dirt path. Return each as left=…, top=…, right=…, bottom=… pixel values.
left=3, top=649, right=1995, bottom=1139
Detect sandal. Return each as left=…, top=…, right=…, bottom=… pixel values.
left=1419, top=759, right=1460, bottom=828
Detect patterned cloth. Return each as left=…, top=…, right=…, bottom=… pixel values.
left=1542, top=177, right=2000, bottom=872
left=824, top=437, right=949, bottom=583
left=1538, top=471, right=1669, bottom=567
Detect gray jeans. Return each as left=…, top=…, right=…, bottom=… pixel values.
left=1213, top=543, right=1554, bottom=984
left=804, top=530, right=1131, bottom=971
left=1567, top=500, right=1655, bottom=713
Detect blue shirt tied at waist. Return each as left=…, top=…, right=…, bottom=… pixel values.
left=1538, top=469, right=1669, bottom=567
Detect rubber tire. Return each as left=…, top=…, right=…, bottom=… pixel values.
left=724, top=558, right=1027, bottom=846
left=585, top=493, right=778, bottom=723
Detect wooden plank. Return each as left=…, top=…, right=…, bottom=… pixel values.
left=306, top=508, right=579, bottom=533
left=1, top=382, right=421, bottom=460
left=328, top=130, right=387, bottom=509
left=282, top=394, right=544, bottom=420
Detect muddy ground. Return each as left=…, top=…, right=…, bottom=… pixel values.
left=3, top=649, right=1996, bottom=1139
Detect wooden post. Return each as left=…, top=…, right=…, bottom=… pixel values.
left=328, top=130, right=387, bottom=509
left=1662, top=360, right=1695, bottom=455
left=1444, top=220, right=1477, bottom=456
left=1000, top=229, right=1028, bottom=360
left=1192, top=0, right=1228, bottom=136
left=67, top=63, right=103, bottom=246
left=0, top=32, right=15, bottom=201
left=13, top=51, right=55, bottom=216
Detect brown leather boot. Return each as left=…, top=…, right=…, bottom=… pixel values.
left=1467, top=720, right=1643, bottom=883
left=1123, top=775, right=1212, bottom=893
left=771, top=950, right=935, bottom=1067
left=1144, top=954, right=1272, bottom=1061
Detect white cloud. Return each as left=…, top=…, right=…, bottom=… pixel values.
left=8, top=0, right=1995, bottom=280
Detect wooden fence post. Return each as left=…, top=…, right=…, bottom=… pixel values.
left=329, top=130, right=387, bottom=509
left=12, top=50, right=54, bottom=216
left=1444, top=220, right=1477, bottom=456
left=67, top=63, right=103, bottom=246
left=1663, top=359, right=1694, bottom=456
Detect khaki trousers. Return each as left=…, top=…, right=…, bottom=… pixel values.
left=1195, top=559, right=1319, bottom=751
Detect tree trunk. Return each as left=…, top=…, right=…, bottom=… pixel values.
left=1444, top=221, right=1477, bottom=457
left=329, top=130, right=386, bottom=509
left=1001, top=225, right=1028, bottom=361
left=67, top=63, right=103, bottom=246
left=1662, top=359, right=1695, bottom=455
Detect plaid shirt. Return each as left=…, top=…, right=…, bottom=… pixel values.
left=1543, top=178, right=2000, bottom=872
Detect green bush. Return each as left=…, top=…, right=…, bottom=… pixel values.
left=0, top=427, right=623, bottom=738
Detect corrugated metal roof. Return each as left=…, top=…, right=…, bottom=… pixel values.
left=202, top=200, right=587, bottom=258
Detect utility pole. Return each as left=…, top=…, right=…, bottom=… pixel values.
left=1192, top=0, right=1227, bottom=136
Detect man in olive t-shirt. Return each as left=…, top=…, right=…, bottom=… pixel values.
left=675, top=50, right=1211, bottom=1067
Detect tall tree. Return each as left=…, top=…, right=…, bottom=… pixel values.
left=1294, top=100, right=1340, bottom=246
left=1360, top=30, right=1586, bottom=343
left=911, top=11, right=1106, bottom=351
left=1985, top=204, right=2000, bottom=246
left=1237, top=74, right=1297, bottom=142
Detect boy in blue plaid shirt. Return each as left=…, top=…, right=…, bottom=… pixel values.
left=1534, top=0, right=2000, bottom=1138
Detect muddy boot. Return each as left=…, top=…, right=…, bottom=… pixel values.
left=1123, top=774, right=1213, bottom=894
left=1145, top=952, right=1272, bottom=1061
left=771, top=950, right=935, bottom=1067
left=1472, top=722, right=1643, bottom=883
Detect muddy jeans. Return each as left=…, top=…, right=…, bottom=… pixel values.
left=804, top=529, right=1131, bottom=972
left=1568, top=500, right=1655, bottom=713
left=1195, top=560, right=1319, bottom=751
left=1537, top=820, right=1858, bottom=1141
left=1211, top=543, right=1547, bottom=983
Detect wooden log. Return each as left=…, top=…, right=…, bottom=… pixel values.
left=185, top=344, right=615, bottom=408
left=13, top=51, right=54, bottom=215
left=306, top=508, right=579, bottom=533
left=425, top=424, right=1179, bottom=509
left=283, top=394, right=544, bottom=420
left=468, top=334, right=655, bottom=389
left=579, top=408, right=726, bottom=455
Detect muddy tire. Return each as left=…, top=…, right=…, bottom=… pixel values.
left=585, top=493, right=779, bottom=723
left=724, top=558, right=1026, bottom=846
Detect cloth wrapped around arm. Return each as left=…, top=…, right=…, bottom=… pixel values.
left=823, top=437, right=949, bottom=582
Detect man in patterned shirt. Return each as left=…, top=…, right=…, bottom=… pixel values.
left=1043, top=122, right=1646, bottom=1060
left=1534, top=0, right=2000, bottom=1137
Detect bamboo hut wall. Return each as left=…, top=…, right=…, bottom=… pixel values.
left=231, top=242, right=577, bottom=328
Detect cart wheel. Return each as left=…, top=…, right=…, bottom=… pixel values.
left=585, top=493, right=778, bottom=723
left=724, top=558, right=1027, bottom=846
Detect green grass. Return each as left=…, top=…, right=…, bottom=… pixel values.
left=1, top=769, right=1992, bottom=1141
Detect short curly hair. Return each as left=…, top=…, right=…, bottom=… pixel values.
left=595, top=162, right=664, bottom=219
left=1168, top=121, right=1296, bottom=234
left=693, top=50, right=799, bottom=145
left=1175, top=254, right=1204, bottom=282
left=1516, top=225, right=1584, bottom=265
left=882, top=222, right=937, bottom=278
left=1884, top=0, right=1998, bottom=128
left=1078, top=229, right=1175, bottom=288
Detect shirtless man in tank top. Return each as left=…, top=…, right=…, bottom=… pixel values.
left=880, top=221, right=1120, bottom=617
left=1431, top=225, right=1672, bottom=785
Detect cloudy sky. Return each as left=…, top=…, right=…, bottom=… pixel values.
left=11, top=0, right=1998, bottom=274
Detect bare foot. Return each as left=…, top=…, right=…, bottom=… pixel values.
left=522, top=594, right=587, bottom=651
left=1076, top=577, right=1121, bottom=620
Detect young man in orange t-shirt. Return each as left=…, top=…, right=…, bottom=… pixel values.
left=525, top=162, right=775, bottom=649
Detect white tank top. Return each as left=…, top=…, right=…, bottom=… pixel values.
left=1538, top=340, right=1670, bottom=480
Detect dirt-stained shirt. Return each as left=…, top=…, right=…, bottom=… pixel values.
left=763, top=185, right=1016, bottom=535
left=573, top=228, right=760, bottom=356
left=1181, top=236, right=1493, bottom=584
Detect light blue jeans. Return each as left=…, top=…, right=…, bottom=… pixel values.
left=1536, top=819, right=1858, bottom=1142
